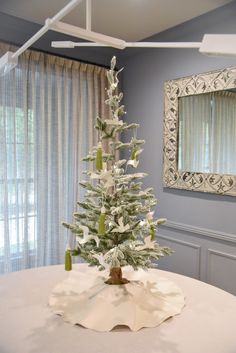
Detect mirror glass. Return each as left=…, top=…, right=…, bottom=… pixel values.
left=178, top=89, right=236, bottom=175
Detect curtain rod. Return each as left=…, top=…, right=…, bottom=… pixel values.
left=0, top=38, right=112, bottom=70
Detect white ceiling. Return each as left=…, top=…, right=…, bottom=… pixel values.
left=0, top=0, right=233, bottom=41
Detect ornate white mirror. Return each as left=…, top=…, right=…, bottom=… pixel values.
left=163, top=66, right=236, bottom=196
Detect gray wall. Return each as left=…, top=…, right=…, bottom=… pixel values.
left=120, top=1, right=236, bottom=294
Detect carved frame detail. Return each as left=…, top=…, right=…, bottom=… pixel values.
left=163, top=66, right=236, bottom=196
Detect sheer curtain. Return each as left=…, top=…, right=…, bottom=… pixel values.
left=178, top=91, right=236, bottom=174
left=0, top=43, right=110, bottom=273
left=211, top=91, right=236, bottom=174
left=178, top=94, right=212, bottom=172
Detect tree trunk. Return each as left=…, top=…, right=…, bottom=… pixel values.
left=105, top=267, right=129, bottom=285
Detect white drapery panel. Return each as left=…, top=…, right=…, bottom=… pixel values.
left=178, top=91, right=236, bottom=174
left=0, top=43, right=110, bottom=273
left=211, top=91, right=236, bottom=174
left=178, top=94, right=212, bottom=172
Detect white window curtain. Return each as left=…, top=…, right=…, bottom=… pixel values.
left=0, top=43, right=110, bottom=273
left=178, top=94, right=212, bottom=172
left=210, top=91, right=236, bottom=174
left=178, top=91, right=236, bottom=174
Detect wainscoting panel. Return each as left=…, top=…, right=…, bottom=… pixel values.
left=207, top=249, right=236, bottom=295
left=158, top=221, right=236, bottom=295
left=157, top=235, right=201, bottom=279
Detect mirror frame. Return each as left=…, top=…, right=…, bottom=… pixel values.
left=163, top=66, right=236, bottom=197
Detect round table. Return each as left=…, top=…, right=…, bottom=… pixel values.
left=0, top=264, right=236, bottom=353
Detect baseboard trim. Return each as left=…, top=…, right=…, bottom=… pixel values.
left=161, top=220, right=236, bottom=244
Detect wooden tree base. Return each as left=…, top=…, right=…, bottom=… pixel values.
left=105, top=267, right=130, bottom=285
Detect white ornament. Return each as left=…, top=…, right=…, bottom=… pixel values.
left=92, top=253, right=110, bottom=270
left=90, top=170, right=115, bottom=189
left=136, top=235, right=155, bottom=251
left=90, top=172, right=99, bottom=179
left=127, top=149, right=143, bottom=168
left=101, top=171, right=115, bottom=189
left=78, top=225, right=100, bottom=248
left=111, top=217, right=130, bottom=233
left=139, top=220, right=146, bottom=227
left=127, top=159, right=139, bottom=168
left=146, top=211, right=154, bottom=221
left=105, top=118, right=123, bottom=126
left=110, top=206, right=123, bottom=215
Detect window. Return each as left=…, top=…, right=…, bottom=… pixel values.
left=0, top=105, right=35, bottom=259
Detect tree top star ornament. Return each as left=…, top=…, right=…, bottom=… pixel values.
left=63, top=56, right=173, bottom=284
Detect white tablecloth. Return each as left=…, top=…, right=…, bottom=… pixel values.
left=0, top=264, right=236, bottom=353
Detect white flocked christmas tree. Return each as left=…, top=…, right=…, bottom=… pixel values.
left=63, top=56, right=172, bottom=284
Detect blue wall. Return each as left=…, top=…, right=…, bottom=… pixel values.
left=119, top=1, right=236, bottom=293
left=120, top=1, right=236, bottom=234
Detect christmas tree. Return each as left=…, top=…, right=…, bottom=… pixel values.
left=63, top=56, right=172, bottom=284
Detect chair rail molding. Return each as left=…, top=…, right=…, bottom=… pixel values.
left=158, top=221, right=236, bottom=294
left=160, top=220, right=236, bottom=244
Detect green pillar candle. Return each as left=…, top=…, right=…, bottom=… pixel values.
left=131, top=147, right=138, bottom=161
left=96, top=142, right=103, bottom=172
left=150, top=224, right=155, bottom=241
left=98, top=207, right=106, bottom=235
left=65, top=249, right=72, bottom=271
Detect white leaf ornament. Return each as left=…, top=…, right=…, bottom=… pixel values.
left=92, top=253, right=110, bottom=269
left=136, top=235, right=155, bottom=251
left=111, top=217, right=130, bottom=233
left=78, top=225, right=100, bottom=247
